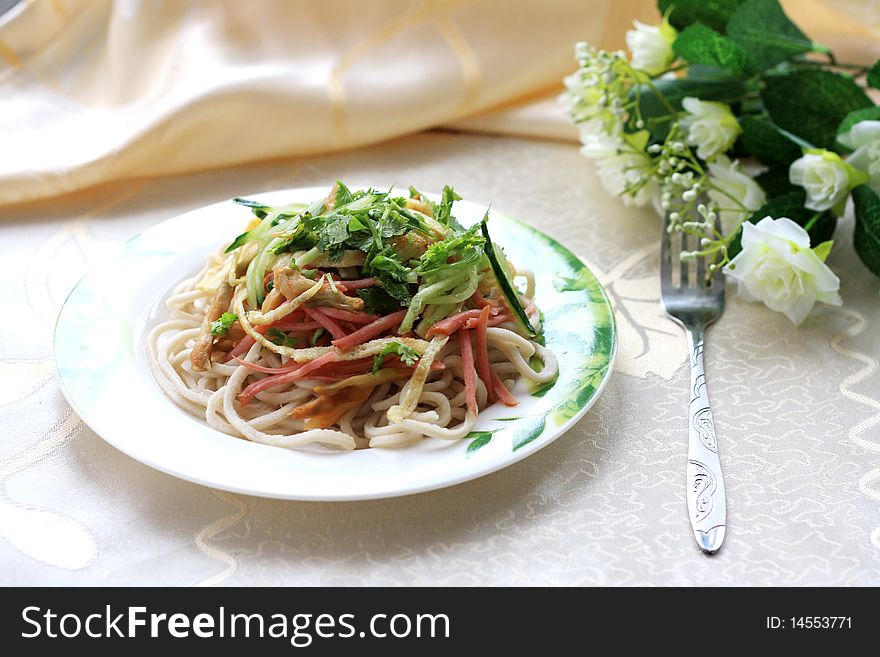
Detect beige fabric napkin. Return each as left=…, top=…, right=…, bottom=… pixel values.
left=0, top=0, right=653, bottom=206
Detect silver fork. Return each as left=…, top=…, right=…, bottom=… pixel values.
left=660, top=213, right=727, bottom=555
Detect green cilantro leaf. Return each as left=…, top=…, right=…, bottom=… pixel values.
left=209, top=312, right=237, bottom=337
left=356, top=287, right=401, bottom=313
left=435, top=185, right=464, bottom=231
left=416, top=223, right=484, bottom=275
left=334, top=180, right=355, bottom=207
left=316, top=218, right=351, bottom=260
left=266, top=327, right=298, bottom=347
left=372, top=341, right=420, bottom=374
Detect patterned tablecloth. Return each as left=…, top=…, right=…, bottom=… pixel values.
left=1, top=131, right=879, bottom=586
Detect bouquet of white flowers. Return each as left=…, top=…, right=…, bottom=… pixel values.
left=562, top=0, right=880, bottom=325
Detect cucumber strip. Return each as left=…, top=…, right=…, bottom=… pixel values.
left=233, top=197, right=272, bottom=217
left=226, top=202, right=308, bottom=253
left=398, top=269, right=469, bottom=334
left=480, top=218, right=537, bottom=338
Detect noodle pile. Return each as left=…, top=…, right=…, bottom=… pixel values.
left=148, top=183, right=558, bottom=450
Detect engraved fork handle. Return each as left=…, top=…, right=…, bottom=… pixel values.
left=685, top=328, right=726, bottom=554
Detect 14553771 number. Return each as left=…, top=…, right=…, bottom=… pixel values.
left=766, top=617, right=852, bottom=630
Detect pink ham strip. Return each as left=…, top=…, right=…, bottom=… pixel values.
left=426, top=307, right=502, bottom=337
left=238, top=351, right=339, bottom=405
left=314, top=307, right=378, bottom=324
left=336, top=277, right=377, bottom=290
left=331, top=309, right=408, bottom=351
left=458, top=329, right=477, bottom=415
left=303, top=307, right=347, bottom=340
left=226, top=335, right=256, bottom=360
left=490, top=369, right=519, bottom=406
left=470, top=290, right=502, bottom=309
left=232, top=356, right=300, bottom=374
left=474, top=305, right=495, bottom=404
left=463, top=313, right=511, bottom=330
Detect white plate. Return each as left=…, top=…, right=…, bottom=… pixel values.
left=54, top=187, right=616, bottom=500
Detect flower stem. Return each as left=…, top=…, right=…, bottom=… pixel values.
left=812, top=43, right=837, bottom=66
left=803, top=211, right=823, bottom=233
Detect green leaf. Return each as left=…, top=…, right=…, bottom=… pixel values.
left=555, top=267, right=602, bottom=293
left=658, top=0, right=746, bottom=33
left=435, top=185, right=464, bottom=232
left=416, top=224, right=484, bottom=275
left=511, top=415, right=546, bottom=451
left=754, top=168, right=796, bottom=198
left=761, top=70, right=873, bottom=150
left=728, top=190, right=836, bottom=259
left=372, top=341, right=420, bottom=374
left=851, top=185, right=880, bottom=276
left=673, top=23, right=754, bottom=76
left=465, top=431, right=494, bottom=456
left=632, top=76, right=747, bottom=141
left=356, top=287, right=401, bottom=313
left=737, top=115, right=802, bottom=167
left=232, top=197, right=272, bottom=219
left=266, top=327, right=297, bottom=348
left=530, top=380, right=557, bottom=398
left=209, top=312, right=237, bottom=337
left=812, top=240, right=833, bottom=262
left=726, top=0, right=812, bottom=70
left=867, top=60, right=880, bottom=90
left=366, top=251, right=413, bottom=303
left=334, top=180, right=355, bottom=207
left=837, top=106, right=880, bottom=145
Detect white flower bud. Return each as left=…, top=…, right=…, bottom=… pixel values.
left=625, top=20, right=677, bottom=76
left=789, top=149, right=866, bottom=212
left=679, top=97, right=741, bottom=161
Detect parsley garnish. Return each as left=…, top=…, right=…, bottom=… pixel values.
left=266, top=327, right=297, bottom=347
left=357, top=288, right=401, bottom=313
left=209, top=312, right=237, bottom=337
left=229, top=181, right=484, bottom=324
left=372, top=341, right=420, bottom=374
left=435, top=185, right=464, bottom=232
left=416, top=223, right=485, bottom=275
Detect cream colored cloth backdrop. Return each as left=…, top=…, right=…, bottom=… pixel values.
left=0, top=0, right=619, bottom=205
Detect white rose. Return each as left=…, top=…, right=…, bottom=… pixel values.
left=723, top=217, right=842, bottom=325
left=788, top=149, right=867, bottom=212
left=838, top=119, right=880, bottom=192
left=580, top=131, right=659, bottom=208
left=679, top=97, right=741, bottom=161
left=625, top=20, right=676, bottom=76
left=706, top=156, right=767, bottom=234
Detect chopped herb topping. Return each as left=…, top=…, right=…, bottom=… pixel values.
left=266, top=327, right=297, bottom=347
left=372, top=341, right=420, bottom=374
left=226, top=181, right=541, bottom=340
left=209, top=312, right=237, bottom=337
left=356, top=287, right=401, bottom=314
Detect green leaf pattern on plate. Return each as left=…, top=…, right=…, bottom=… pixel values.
left=512, top=415, right=547, bottom=451
left=465, top=431, right=495, bottom=457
